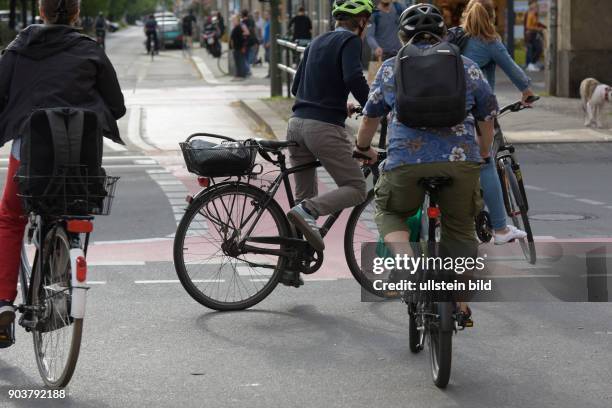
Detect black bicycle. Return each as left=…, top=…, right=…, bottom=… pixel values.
left=475, top=96, right=538, bottom=264
left=16, top=167, right=118, bottom=388
left=173, top=132, right=389, bottom=311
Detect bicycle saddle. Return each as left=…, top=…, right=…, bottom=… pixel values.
left=256, top=139, right=299, bottom=150
left=419, top=177, right=453, bottom=192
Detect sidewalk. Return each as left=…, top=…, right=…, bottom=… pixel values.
left=240, top=67, right=612, bottom=143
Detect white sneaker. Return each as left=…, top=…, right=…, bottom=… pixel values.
left=526, top=63, right=539, bottom=72
left=494, top=225, right=528, bottom=245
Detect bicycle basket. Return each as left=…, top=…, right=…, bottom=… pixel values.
left=180, top=138, right=257, bottom=178
left=16, top=166, right=119, bottom=216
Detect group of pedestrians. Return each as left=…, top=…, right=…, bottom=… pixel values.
left=230, top=9, right=270, bottom=81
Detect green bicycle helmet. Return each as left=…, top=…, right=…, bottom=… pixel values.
left=332, top=0, right=375, bottom=19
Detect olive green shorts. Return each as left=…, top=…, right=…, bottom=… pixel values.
left=374, top=162, right=482, bottom=243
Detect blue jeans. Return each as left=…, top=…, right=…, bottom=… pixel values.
left=480, top=158, right=507, bottom=230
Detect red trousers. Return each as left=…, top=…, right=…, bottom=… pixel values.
left=0, top=155, right=27, bottom=302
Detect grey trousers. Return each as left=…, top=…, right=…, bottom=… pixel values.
left=287, top=117, right=367, bottom=217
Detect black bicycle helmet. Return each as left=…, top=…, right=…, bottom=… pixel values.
left=399, top=3, right=446, bottom=39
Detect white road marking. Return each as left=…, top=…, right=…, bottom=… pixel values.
left=488, top=274, right=560, bottom=279
left=88, top=281, right=107, bottom=285
left=135, top=279, right=225, bottom=284
left=102, top=164, right=161, bottom=169
left=88, top=261, right=147, bottom=266
left=92, top=238, right=172, bottom=245
left=133, top=159, right=158, bottom=165
left=548, top=192, right=575, bottom=198
left=524, top=185, right=546, bottom=191
left=534, top=235, right=557, bottom=240
left=146, top=169, right=171, bottom=174
left=157, top=180, right=183, bottom=186
left=575, top=198, right=605, bottom=206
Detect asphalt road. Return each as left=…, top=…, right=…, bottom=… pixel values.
left=0, top=27, right=611, bottom=407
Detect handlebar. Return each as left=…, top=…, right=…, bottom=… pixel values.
left=499, top=95, right=540, bottom=115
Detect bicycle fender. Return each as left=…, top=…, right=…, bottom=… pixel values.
left=69, top=248, right=89, bottom=319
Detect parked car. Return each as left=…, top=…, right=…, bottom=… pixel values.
left=157, top=18, right=183, bottom=48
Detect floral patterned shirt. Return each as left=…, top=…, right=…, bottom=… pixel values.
left=364, top=53, right=499, bottom=170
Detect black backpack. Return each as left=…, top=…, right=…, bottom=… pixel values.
left=394, top=33, right=467, bottom=128
left=16, top=108, right=106, bottom=215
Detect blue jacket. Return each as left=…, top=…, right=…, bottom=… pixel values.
left=462, top=36, right=531, bottom=92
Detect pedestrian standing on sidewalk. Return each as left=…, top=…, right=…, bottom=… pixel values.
left=524, top=0, right=546, bottom=72
left=230, top=14, right=247, bottom=81
left=451, top=0, right=532, bottom=244
left=216, top=11, right=226, bottom=37
left=253, top=10, right=264, bottom=65
left=263, top=11, right=271, bottom=78
left=366, top=0, right=405, bottom=60
left=288, top=7, right=313, bottom=42
left=241, top=9, right=258, bottom=73
left=0, top=0, right=126, bottom=348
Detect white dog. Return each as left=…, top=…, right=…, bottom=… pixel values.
left=580, top=78, right=611, bottom=128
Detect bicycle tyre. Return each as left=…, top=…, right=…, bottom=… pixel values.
left=344, top=190, right=400, bottom=299
left=429, top=302, right=453, bottom=389
left=32, top=227, right=83, bottom=389
left=500, top=159, right=536, bottom=264
left=174, top=184, right=289, bottom=311
left=217, top=50, right=229, bottom=76
left=408, top=308, right=423, bottom=354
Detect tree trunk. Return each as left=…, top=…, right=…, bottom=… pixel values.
left=9, top=0, right=17, bottom=30
left=31, top=0, right=36, bottom=24
left=20, top=0, right=28, bottom=29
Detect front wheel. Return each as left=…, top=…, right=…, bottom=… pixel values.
left=32, top=227, right=83, bottom=389
left=428, top=302, right=453, bottom=388
left=499, top=159, right=536, bottom=264
left=217, top=50, right=230, bottom=76
left=174, top=184, right=289, bottom=311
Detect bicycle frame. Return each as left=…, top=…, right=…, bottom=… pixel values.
left=18, top=214, right=92, bottom=329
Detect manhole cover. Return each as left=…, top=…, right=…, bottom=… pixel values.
left=530, top=213, right=590, bottom=221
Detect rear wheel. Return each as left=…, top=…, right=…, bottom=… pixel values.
left=345, top=191, right=401, bottom=299
left=499, top=159, right=536, bottom=264
left=174, top=184, right=289, bottom=311
left=32, top=227, right=83, bottom=389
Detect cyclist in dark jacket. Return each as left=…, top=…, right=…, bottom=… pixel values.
left=0, top=0, right=126, bottom=348
left=144, top=14, right=159, bottom=54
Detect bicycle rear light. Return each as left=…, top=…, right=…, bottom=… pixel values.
left=76, top=256, right=87, bottom=282
left=67, top=220, right=94, bottom=233
left=427, top=207, right=441, bottom=219
left=198, top=177, right=210, bottom=188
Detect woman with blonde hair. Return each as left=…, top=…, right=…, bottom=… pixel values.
left=455, top=0, right=535, bottom=244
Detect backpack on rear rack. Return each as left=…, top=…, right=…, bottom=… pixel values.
left=394, top=33, right=467, bottom=128
left=16, top=108, right=110, bottom=216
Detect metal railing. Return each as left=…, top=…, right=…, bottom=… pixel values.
left=275, top=37, right=309, bottom=97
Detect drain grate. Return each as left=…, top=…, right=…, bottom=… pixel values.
left=530, top=213, right=591, bottom=221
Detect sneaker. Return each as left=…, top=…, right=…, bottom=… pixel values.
left=287, top=204, right=325, bottom=252
left=0, top=301, right=15, bottom=349
left=279, top=270, right=304, bottom=288
left=526, top=63, right=539, bottom=72
left=494, top=225, right=528, bottom=245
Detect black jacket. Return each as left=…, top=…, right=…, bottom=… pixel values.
left=0, top=24, right=126, bottom=148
